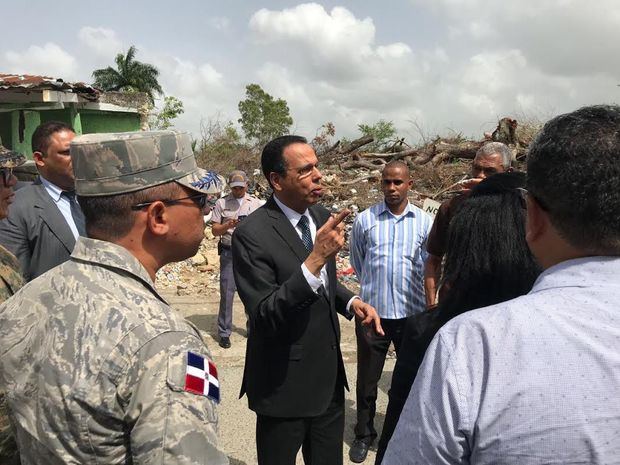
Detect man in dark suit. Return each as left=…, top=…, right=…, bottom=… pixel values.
left=232, top=135, right=384, bottom=465
left=0, top=121, right=81, bottom=281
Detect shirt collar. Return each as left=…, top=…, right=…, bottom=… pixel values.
left=273, top=194, right=310, bottom=226
left=379, top=200, right=413, bottom=218
left=530, top=256, right=620, bottom=294
left=39, top=176, right=64, bottom=202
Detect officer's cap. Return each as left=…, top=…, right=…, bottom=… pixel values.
left=70, top=131, right=224, bottom=197
left=0, top=145, right=25, bottom=169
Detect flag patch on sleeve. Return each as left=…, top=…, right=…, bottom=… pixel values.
left=184, top=351, right=220, bottom=403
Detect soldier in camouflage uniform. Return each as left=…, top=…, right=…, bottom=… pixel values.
left=0, top=131, right=228, bottom=464
left=0, top=144, right=26, bottom=465
left=0, top=144, right=25, bottom=301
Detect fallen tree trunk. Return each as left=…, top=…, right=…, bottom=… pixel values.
left=339, top=158, right=386, bottom=170
left=360, top=147, right=420, bottom=160
left=338, top=135, right=374, bottom=154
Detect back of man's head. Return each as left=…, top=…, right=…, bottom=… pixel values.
left=527, top=105, right=620, bottom=255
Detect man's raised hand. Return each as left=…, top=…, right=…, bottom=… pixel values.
left=305, top=209, right=350, bottom=276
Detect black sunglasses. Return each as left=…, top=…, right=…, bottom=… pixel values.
left=131, top=193, right=209, bottom=211
left=1, top=168, right=13, bottom=186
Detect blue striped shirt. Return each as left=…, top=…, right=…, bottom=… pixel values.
left=350, top=201, right=433, bottom=319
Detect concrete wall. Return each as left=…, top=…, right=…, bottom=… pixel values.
left=0, top=107, right=140, bottom=157
left=11, top=110, right=41, bottom=156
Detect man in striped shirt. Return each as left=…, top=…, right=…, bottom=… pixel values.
left=349, top=160, right=433, bottom=463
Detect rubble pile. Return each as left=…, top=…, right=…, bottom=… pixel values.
left=156, top=117, right=538, bottom=294
left=156, top=229, right=222, bottom=295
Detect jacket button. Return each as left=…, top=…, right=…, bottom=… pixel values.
left=331, top=344, right=337, bottom=350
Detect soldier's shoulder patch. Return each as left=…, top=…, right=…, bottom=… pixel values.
left=184, top=351, right=220, bottom=403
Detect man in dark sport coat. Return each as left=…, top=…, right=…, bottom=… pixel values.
left=232, top=135, right=383, bottom=465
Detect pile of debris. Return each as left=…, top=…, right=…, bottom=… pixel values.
left=156, top=116, right=540, bottom=294
left=156, top=229, right=222, bottom=295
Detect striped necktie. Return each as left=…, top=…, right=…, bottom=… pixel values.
left=297, top=215, right=313, bottom=252
left=62, top=190, right=86, bottom=236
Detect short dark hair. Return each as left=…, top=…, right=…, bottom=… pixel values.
left=439, top=172, right=540, bottom=318
left=383, top=160, right=409, bottom=176
left=527, top=105, right=620, bottom=254
left=78, top=182, right=183, bottom=240
left=261, top=135, right=307, bottom=187
left=31, top=121, right=74, bottom=155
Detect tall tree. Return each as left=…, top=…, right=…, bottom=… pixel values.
left=92, top=46, right=163, bottom=104
left=238, top=84, right=293, bottom=146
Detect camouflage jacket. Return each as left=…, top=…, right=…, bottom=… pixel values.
left=0, top=238, right=228, bottom=464
left=0, top=245, right=24, bottom=304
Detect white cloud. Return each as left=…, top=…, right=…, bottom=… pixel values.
left=249, top=3, right=413, bottom=81
left=2, top=43, right=78, bottom=79
left=78, top=26, right=123, bottom=57
left=141, top=51, right=239, bottom=135
left=256, top=62, right=313, bottom=109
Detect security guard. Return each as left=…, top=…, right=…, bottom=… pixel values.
left=211, top=170, right=263, bottom=348
left=0, top=132, right=228, bottom=464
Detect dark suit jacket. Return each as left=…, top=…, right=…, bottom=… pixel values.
left=232, top=196, right=354, bottom=418
left=0, top=178, right=76, bottom=281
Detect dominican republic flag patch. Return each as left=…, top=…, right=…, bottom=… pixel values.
left=184, top=351, right=220, bottom=403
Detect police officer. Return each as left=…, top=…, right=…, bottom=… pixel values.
left=0, top=131, right=229, bottom=464
left=0, top=145, right=26, bottom=465
left=211, top=170, right=263, bottom=348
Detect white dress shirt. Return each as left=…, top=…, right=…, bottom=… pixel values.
left=273, top=195, right=358, bottom=312
left=40, top=176, right=79, bottom=239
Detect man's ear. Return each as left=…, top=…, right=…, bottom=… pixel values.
left=270, top=172, right=283, bottom=192
left=33, top=151, right=45, bottom=168
left=525, top=196, right=547, bottom=245
left=145, top=201, right=170, bottom=236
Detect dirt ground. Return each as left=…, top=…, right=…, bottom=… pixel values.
left=160, top=290, right=396, bottom=465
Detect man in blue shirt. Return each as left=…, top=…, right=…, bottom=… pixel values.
left=349, top=160, right=432, bottom=462
left=383, top=106, right=620, bottom=465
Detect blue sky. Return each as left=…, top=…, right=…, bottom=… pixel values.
left=3, top=0, right=620, bottom=142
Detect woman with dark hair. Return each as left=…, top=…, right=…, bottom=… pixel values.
left=375, top=171, right=541, bottom=464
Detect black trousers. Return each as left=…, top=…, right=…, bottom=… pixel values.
left=256, top=382, right=345, bottom=465
left=354, top=317, right=407, bottom=442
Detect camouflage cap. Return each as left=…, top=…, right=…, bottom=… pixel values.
left=71, top=131, right=224, bottom=197
left=0, top=145, right=25, bottom=169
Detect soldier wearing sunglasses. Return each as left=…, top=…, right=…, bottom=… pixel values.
left=0, top=131, right=228, bottom=464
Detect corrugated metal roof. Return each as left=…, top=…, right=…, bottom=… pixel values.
left=0, top=73, right=99, bottom=100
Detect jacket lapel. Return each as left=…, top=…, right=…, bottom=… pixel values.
left=32, top=180, right=76, bottom=252
left=265, top=196, right=310, bottom=263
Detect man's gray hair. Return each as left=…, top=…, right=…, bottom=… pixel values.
left=476, top=142, right=512, bottom=169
